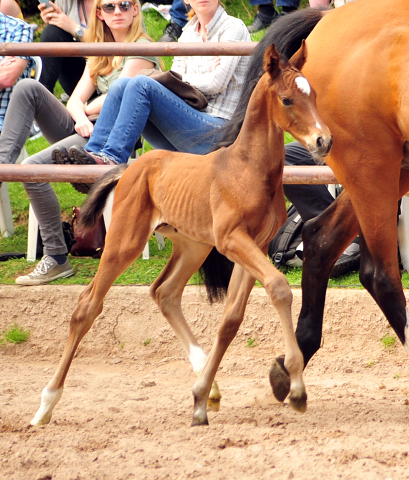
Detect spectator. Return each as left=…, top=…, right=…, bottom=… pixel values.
left=0, top=10, right=34, bottom=132
left=158, top=0, right=190, bottom=42
left=62, top=0, right=251, bottom=172
left=38, top=0, right=94, bottom=96
left=0, top=0, right=161, bottom=285
left=248, top=0, right=299, bottom=34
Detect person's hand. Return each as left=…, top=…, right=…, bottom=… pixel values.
left=39, top=1, right=77, bottom=36
left=0, top=56, right=16, bottom=68
left=74, top=118, right=94, bottom=138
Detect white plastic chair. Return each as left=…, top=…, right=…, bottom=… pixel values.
left=0, top=56, right=42, bottom=238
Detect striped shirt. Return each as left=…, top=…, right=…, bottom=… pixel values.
left=0, top=14, right=34, bottom=131
left=171, top=6, right=251, bottom=120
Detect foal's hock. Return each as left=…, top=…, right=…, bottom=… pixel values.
left=31, top=44, right=332, bottom=427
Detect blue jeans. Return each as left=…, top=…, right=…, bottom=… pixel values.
left=85, top=76, right=226, bottom=164
left=170, top=0, right=190, bottom=27
left=249, top=0, right=299, bottom=6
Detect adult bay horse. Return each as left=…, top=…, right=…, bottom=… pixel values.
left=30, top=44, right=332, bottom=427
left=215, top=0, right=409, bottom=402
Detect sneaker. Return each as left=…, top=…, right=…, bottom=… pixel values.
left=52, top=146, right=92, bottom=195
left=247, top=12, right=276, bottom=33
left=15, top=255, right=74, bottom=286
left=159, top=21, right=183, bottom=42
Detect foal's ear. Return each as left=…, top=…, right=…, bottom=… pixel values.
left=289, top=40, right=308, bottom=71
left=263, top=44, right=281, bottom=80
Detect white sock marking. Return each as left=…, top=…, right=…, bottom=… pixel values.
left=189, top=345, right=208, bottom=374
left=295, top=77, right=311, bottom=96
left=31, top=386, right=63, bottom=426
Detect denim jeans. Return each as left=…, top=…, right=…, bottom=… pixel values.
left=249, top=0, right=300, bottom=7
left=169, top=0, right=190, bottom=27
left=85, top=76, right=226, bottom=164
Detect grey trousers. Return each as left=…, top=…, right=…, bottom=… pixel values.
left=0, top=78, right=87, bottom=256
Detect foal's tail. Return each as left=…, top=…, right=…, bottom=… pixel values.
left=79, top=164, right=128, bottom=230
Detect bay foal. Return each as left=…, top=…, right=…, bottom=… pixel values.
left=31, top=44, right=332, bottom=427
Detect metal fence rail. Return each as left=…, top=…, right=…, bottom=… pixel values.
left=0, top=164, right=338, bottom=184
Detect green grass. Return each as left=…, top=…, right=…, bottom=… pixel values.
left=1, top=323, right=30, bottom=344
left=380, top=334, right=396, bottom=350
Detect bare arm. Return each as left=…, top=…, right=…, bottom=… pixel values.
left=0, top=57, right=29, bottom=90
left=66, top=66, right=97, bottom=138
left=0, top=0, right=22, bottom=18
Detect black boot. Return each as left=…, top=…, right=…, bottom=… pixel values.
left=248, top=4, right=278, bottom=33
left=159, top=21, right=183, bottom=42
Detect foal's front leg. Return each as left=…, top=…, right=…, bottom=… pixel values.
left=191, top=264, right=255, bottom=426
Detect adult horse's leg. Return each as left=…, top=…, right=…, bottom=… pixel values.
left=149, top=230, right=222, bottom=410
left=31, top=192, right=155, bottom=426
left=358, top=168, right=409, bottom=353
left=192, top=238, right=306, bottom=426
left=269, top=191, right=359, bottom=401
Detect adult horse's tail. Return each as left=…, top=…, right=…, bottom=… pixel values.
left=79, top=164, right=128, bottom=230
left=199, top=8, right=327, bottom=301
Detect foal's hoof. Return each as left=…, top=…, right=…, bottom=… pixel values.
left=269, top=355, right=290, bottom=402
left=207, top=397, right=221, bottom=412
left=289, top=392, right=307, bottom=413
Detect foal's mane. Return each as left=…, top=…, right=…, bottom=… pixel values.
left=211, top=8, right=327, bottom=151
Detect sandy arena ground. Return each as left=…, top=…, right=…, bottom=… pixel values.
left=1, top=285, right=409, bottom=480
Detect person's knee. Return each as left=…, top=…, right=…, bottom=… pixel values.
left=12, top=78, right=41, bottom=100
left=40, top=24, right=72, bottom=42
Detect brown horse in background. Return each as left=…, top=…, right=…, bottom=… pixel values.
left=213, top=0, right=409, bottom=401
left=30, top=44, right=332, bottom=427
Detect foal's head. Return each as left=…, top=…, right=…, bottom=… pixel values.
left=262, top=42, right=332, bottom=159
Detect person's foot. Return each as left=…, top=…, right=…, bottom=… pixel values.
left=52, top=146, right=92, bottom=195
left=247, top=12, right=277, bottom=33
left=15, top=255, right=74, bottom=286
left=330, top=238, right=360, bottom=278
left=68, top=145, right=116, bottom=166
left=158, top=21, right=183, bottom=42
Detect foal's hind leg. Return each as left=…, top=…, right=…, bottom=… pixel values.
left=31, top=196, right=155, bottom=426
left=149, top=231, right=221, bottom=410
left=269, top=192, right=359, bottom=401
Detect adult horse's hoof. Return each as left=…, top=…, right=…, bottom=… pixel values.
left=269, top=355, right=290, bottom=402
left=289, top=392, right=307, bottom=413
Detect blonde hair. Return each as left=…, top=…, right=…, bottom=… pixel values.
left=86, top=0, right=156, bottom=84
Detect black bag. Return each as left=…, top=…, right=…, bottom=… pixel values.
left=268, top=205, right=304, bottom=268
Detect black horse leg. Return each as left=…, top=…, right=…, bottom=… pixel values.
left=269, top=192, right=359, bottom=401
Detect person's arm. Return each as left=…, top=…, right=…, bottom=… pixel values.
left=84, top=57, right=156, bottom=117
left=0, top=0, right=22, bottom=18
left=66, top=66, right=97, bottom=138
left=0, top=56, right=28, bottom=90
left=181, top=23, right=250, bottom=96
left=39, top=1, right=80, bottom=39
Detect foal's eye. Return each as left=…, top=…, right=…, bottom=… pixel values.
left=281, top=98, right=293, bottom=107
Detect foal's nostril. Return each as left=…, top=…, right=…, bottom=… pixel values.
left=316, top=135, right=333, bottom=155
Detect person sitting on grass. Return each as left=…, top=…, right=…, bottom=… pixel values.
left=0, top=0, right=161, bottom=286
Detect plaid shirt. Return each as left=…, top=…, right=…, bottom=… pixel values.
left=0, top=14, right=34, bottom=131
left=172, top=6, right=251, bottom=120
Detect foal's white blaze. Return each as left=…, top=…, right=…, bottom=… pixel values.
left=295, top=76, right=311, bottom=96
left=31, top=386, right=63, bottom=426
left=189, top=344, right=208, bottom=374
left=404, top=310, right=409, bottom=356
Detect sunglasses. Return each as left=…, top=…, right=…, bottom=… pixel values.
left=99, top=1, right=134, bottom=13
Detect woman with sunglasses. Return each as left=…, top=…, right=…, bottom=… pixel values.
left=62, top=0, right=250, bottom=167
left=0, top=0, right=161, bottom=285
